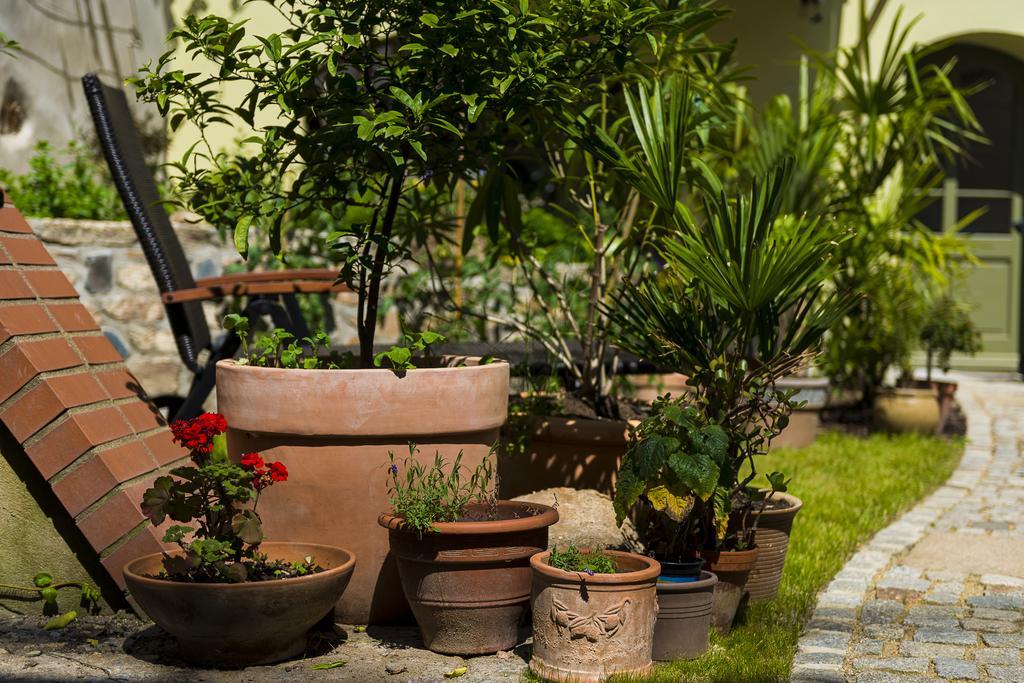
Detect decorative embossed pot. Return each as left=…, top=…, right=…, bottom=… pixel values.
left=378, top=501, right=557, bottom=655
left=530, top=550, right=660, bottom=683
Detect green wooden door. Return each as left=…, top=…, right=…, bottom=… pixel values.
left=921, top=44, right=1024, bottom=372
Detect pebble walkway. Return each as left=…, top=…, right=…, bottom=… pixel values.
left=792, top=377, right=1024, bottom=682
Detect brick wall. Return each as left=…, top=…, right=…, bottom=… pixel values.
left=0, top=190, right=182, bottom=595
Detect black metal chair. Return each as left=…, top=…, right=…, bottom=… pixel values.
left=81, top=73, right=344, bottom=420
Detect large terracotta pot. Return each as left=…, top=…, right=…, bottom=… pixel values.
left=874, top=386, right=940, bottom=434
left=123, top=542, right=355, bottom=667
left=530, top=550, right=660, bottom=683
left=932, top=380, right=957, bottom=431
left=499, top=415, right=632, bottom=498
left=695, top=547, right=759, bottom=633
left=378, top=501, right=558, bottom=655
left=623, top=373, right=691, bottom=402
left=216, top=357, right=509, bottom=624
left=653, top=570, right=717, bottom=661
left=747, top=493, right=803, bottom=602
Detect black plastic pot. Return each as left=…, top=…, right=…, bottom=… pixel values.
left=657, top=558, right=704, bottom=583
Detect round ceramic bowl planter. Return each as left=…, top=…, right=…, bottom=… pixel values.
left=123, top=542, right=355, bottom=668
left=653, top=570, right=718, bottom=661
left=379, top=501, right=557, bottom=655
left=695, top=547, right=759, bottom=633
left=216, top=357, right=509, bottom=624
left=874, top=386, right=940, bottom=434
left=530, top=550, right=660, bottom=683
left=747, top=492, right=803, bottom=602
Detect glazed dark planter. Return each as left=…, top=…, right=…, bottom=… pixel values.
left=654, top=571, right=717, bottom=661
left=379, top=501, right=557, bottom=655
left=695, top=547, right=759, bottom=633
left=747, top=493, right=803, bottom=602
left=530, top=550, right=661, bottom=683
left=123, top=542, right=355, bottom=668
left=658, top=558, right=704, bottom=582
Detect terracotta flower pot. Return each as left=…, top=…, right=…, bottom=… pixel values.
left=499, top=414, right=633, bottom=498
left=653, top=571, right=717, bottom=661
left=695, top=547, right=759, bottom=633
left=747, top=493, right=803, bottom=602
left=123, top=542, right=355, bottom=668
left=378, top=501, right=557, bottom=655
left=216, top=357, right=509, bottom=625
left=874, top=386, right=940, bottom=434
left=931, top=379, right=957, bottom=431
left=530, top=550, right=660, bottom=683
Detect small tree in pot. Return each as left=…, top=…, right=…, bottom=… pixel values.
left=603, top=88, right=855, bottom=631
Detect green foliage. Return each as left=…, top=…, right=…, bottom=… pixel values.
left=0, top=572, right=101, bottom=618
left=0, top=141, right=126, bottom=220
left=374, top=330, right=446, bottom=373
left=385, top=445, right=495, bottom=538
left=920, top=292, right=981, bottom=377
left=0, top=31, right=18, bottom=56
left=135, top=0, right=677, bottom=367
left=547, top=545, right=617, bottom=575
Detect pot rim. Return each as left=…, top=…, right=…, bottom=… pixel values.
left=657, top=570, right=718, bottom=591
left=123, top=541, right=355, bottom=591
left=217, top=356, right=507, bottom=376
left=878, top=386, right=937, bottom=399
left=694, top=547, right=760, bottom=562
left=754, top=491, right=803, bottom=517
left=378, top=500, right=558, bottom=536
left=530, top=549, right=661, bottom=584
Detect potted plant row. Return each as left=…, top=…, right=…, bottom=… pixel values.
left=123, top=413, right=355, bottom=667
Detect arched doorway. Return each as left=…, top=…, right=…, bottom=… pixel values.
left=922, top=42, right=1024, bottom=372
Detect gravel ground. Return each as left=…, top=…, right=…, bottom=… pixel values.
left=0, top=612, right=530, bottom=681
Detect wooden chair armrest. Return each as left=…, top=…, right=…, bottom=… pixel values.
left=194, top=268, right=339, bottom=287
left=161, top=280, right=347, bottom=304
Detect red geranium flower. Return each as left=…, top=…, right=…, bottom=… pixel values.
left=240, top=452, right=265, bottom=471
left=169, top=412, right=228, bottom=455
left=268, top=461, right=288, bottom=483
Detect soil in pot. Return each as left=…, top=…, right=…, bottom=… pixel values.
left=216, top=357, right=508, bottom=625
left=379, top=501, right=557, bottom=655
left=654, top=570, right=717, bottom=661
left=530, top=550, right=660, bottom=683
left=747, top=493, right=803, bottom=602
left=695, top=547, right=758, bottom=633
left=123, top=542, right=355, bottom=668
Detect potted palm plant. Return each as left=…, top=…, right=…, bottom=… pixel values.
left=133, top=0, right=663, bottom=624
left=600, top=83, right=855, bottom=634
left=378, top=447, right=557, bottom=655
left=123, top=413, right=355, bottom=667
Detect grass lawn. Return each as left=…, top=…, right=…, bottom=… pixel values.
left=634, top=429, right=963, bottom=683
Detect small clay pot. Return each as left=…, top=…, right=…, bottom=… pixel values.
left=123, top=542, right=355, bottom=668
left=379, top=501, right=557, bottom=655
left=695, top=547, right=759, bottom=633
left=874, top=386, right=940, bottom=434
left=530, top=550, right=660, bottom=683
left=748, top=493, right=803, bottom=602
left=653, top=571, right=717, bottom=661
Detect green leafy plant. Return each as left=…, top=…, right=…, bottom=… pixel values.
left=385, top=445, right=496, bottom=538
left=223, top=314, right=339, bottom=369
left=140, top=413, right=319, bottom=582
left=0, top=31, right=18, bottom=56
left=547, top=545, right=617, bottom=575
left=605, top=97, right=855, bottom=551
left=135, top=1, right=678, bottom=368
left=0, top=571, right=101, bottom=619
left=920, top=292, right=982, bottom=380
left=373, top=330, right=446, bottom=373
left=0, top=141, right=126, bottom=221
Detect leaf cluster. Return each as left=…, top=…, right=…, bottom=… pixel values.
left=385, top=445, right=495, bottom=538
left=547, top=545, right=617, bottom=575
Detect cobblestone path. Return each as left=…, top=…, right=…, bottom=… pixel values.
left=792, top=377, right=1024, bottom=682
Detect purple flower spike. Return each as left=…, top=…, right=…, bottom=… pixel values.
left=584, top=568, right=595, bottom=576
left=389, top=463, right=398, bottom=475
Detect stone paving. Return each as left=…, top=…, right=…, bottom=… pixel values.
left=793, top=377, right=1024, bottom=682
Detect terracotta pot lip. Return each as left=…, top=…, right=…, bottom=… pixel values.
left=524, top=413, right=639, bottom=445
left=217, top=356, right=507, bottom=376
left=879, top=386, right=936, bottom=398
left=657, top=570, right=718, bottom=591
left=530, top=550, right=661, bottom=584
left=378, top=501, right=558, bottom=536
left=123, top=541, right=355, bottom=590
left=755, top=491, right=803, bottom=517
left=694, top=547, right=760, bottom=561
